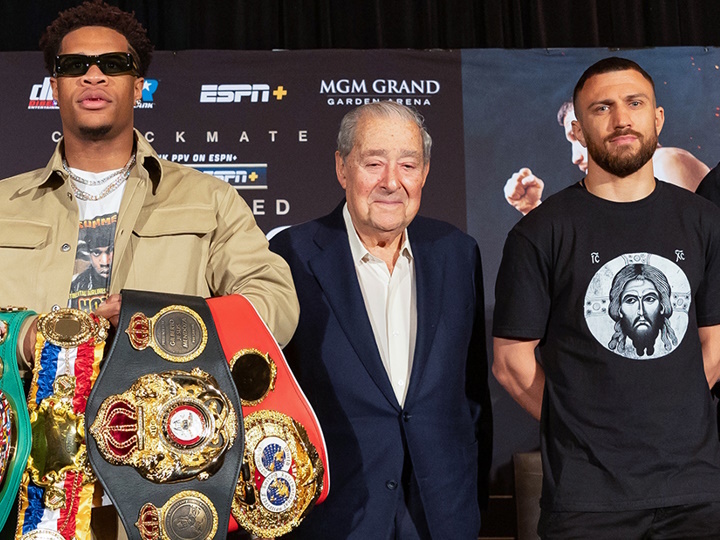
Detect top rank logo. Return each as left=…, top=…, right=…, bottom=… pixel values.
left=28, top=78, right=57, bottom=109
left=136, top=79, right=158, bottom=109
left=200, top=84, right=288, bottom=103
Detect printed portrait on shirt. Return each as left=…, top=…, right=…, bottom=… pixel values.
left=68, top=213, right=118, bottom=312
left=584, top=253, right=691, bottom=359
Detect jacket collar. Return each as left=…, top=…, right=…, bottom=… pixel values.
left=21, top=128, right=163, bottom=193
left=308, top=202, right=444, bottom=408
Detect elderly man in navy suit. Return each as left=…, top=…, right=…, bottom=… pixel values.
left=270, top=101, right=492, bottom=539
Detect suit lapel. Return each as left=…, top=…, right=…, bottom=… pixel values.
left=405, top=227, right=444, bottom=404
left=309, top=207, right=400, bottom=409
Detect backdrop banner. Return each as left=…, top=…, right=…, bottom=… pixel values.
left=3, top=47, right=720, bottom=499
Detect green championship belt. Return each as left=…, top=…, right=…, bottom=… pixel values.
left=0, top=307, right=36, bottom=530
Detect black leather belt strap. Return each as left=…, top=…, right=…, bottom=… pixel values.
left=86, top=290, right=244, bottom=540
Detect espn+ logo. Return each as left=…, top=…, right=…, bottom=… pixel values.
left=200, top=84, right=270, bottom=103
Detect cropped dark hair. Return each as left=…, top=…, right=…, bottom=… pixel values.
left=40, top=0, right=153, bottom=77
left=573, top=57, right=655, bottom=115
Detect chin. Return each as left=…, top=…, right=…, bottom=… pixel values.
left=78, top=124, right=114, bottom=140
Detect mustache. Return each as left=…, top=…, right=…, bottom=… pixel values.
left=605, top=128, right=643, bottom=143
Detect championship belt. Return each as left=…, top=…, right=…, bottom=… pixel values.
left=206, top=295, right=329, bottom=537
left=0, top=308, right=35, bottom=532
left=16, top=308, right=109, bottom=540
left=85, top=290, right=243, bottom=540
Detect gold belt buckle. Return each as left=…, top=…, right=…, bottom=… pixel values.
left=232, top=410, right=324, bottom=537
left=91, top=368, right=238, bottom=483
left=37, top=308, right=109, bottom=347
left=126, top=305, right=208, bottom=363
left=136, top=491, right=218, bottom=540
left=27, top=375, right=94, bottom=509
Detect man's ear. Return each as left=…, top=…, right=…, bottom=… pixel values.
left=335, top=151, right=347, bottom=190
left=571, top=119, right=587, bottom=148
left=655, top=106, right=665, bottom=137
left=134, top=77, right=144, bottom=103
left=50, top=77, right=58, bottom=102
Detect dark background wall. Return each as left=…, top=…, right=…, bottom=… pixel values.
left=3, top=0, right=720, bottom=52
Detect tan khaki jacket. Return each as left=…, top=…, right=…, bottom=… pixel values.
left=0, top=131, right=299, bottom=351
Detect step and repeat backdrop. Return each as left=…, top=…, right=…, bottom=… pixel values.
left=3, top=47, right=720, bottom=498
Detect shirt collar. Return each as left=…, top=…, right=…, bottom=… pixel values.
left=342, top=203, right=413, bottom=264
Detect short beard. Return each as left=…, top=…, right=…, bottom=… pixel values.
left=79, top=125, right=112, bottom=140
left=621, top=317, right=661, bottom=357
left=587, top=129, right=657, bottom=178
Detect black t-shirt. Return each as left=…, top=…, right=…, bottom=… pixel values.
left=494, top=180, right=720, bottom=512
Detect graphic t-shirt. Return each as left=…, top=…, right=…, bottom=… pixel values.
left=493, top=180, right=720, bottom=512
left=67, top=168, right=125, bottom=312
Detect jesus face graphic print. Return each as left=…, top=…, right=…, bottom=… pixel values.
left=584, top=253, right=690, bottom=360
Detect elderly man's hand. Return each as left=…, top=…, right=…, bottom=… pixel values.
left=504, top=167, right=544, bottom=215
left=95, top=294, right=122, bottom=328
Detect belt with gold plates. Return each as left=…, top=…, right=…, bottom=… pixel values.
left=15, top=307, right=109, bottom=540
left=0, top=308, right=36, bottom=532
left=85, top=290, right=243, bottom=540
left=207, top=294, right=329, bottom=538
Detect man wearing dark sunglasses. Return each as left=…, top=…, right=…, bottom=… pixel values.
left=0, top=2, right=299, bottom=537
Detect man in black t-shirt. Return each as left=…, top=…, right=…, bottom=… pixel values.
left=494, top=57, right=720, bottom=538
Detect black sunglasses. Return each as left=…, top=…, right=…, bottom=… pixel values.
left=54, top=52, right=138, bottom=77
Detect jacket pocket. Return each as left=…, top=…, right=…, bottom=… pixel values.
left=0, top=219, right=51, bottom=303
left=133, top=206, right=216, bottom=237
left=126, top=207, right=217, bottom=293
left=0, top=219, right=50, bottom=248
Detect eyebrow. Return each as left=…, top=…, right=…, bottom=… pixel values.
left=360, top=149, right=422, bottom=159
left=587, top=93, right=651, bottom=109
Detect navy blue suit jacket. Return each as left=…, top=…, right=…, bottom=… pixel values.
left=270, top=204, right=492, bottom=539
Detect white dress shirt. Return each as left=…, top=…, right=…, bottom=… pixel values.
left=343, top=204, right=417, bottom=405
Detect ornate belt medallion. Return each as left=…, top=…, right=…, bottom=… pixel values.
left=229, top=348, right=277, bottom=406
left=27, top=375, right=95, bottom=509
left=90, top=368, right=238, bottom=482
left=37, top=308, right=109, bottom=348
left=136, top=491, right=218, bottom=540
left=126, top=305, right=207, bottom=362
left=232, top=410, right=324, bottom=537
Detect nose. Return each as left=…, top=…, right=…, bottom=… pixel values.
left=82, top=64, right=108, bottom=84
left=380, top=164, right=400, bottom=190
left=612, top=105, right=632, bottom=129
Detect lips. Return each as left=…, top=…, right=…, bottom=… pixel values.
left=607, top=129, right=641, bottom=145
left=77, top=91, right=112, bottom=109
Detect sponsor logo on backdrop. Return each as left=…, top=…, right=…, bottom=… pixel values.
left=136, top=79, right=159, bottom=109
left=28, top=78, right=57, bottom=109
left=319, top=78, right=440, bottom=106
left=199, top=84, right=288, bottom=103
left=29, top=78, right=159, bottom=109
left=195, top=163, right=268, bottom=190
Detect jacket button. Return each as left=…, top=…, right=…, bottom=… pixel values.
left=402, top=412, right=411, bottom=422
left=67, top=192, right=73, bottom=200
left=386, top=480, right=398, bottom=490
left=61, top=243, right=71, bottom=252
